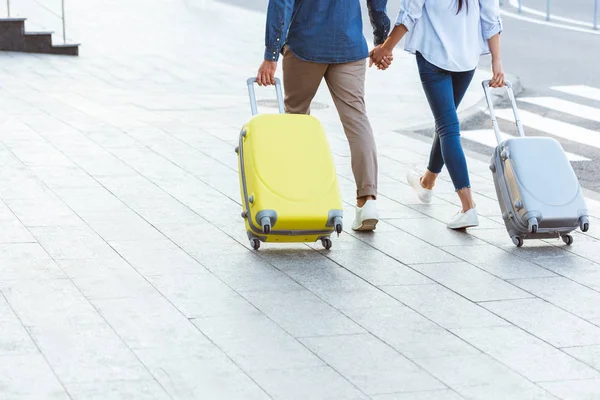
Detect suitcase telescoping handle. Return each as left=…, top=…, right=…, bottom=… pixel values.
left=246, top=77, right=285, bottom=116
left=482, top=79, right=525, bottom=145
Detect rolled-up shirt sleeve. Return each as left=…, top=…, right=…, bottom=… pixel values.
left=395, top=0, right=425, bottom=31
left=479, top=0, right=503, bottom=39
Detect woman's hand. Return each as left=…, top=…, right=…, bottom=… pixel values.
left=489, top=60, right=505, bottom=88
left=369, top=45, right=393, bottom=69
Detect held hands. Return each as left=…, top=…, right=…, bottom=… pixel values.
left=488, top=60, right=505, bottom=88
left=256, top=60, right=277, bottom=86
left=369, top=45, right=394, bottom=71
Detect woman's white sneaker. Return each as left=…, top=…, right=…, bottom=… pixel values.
left=447, top=208, right=479, bottom=230
left=352, top=199, right=379, bottom=231
left=407, top=171, right=433, bottom=204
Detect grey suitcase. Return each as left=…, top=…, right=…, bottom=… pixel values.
left=482, top=80, right=590, bottom=247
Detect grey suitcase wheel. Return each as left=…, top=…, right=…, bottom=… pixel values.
left=580, top=217, right=590, bottom=232
left=512, top=236, right=524, bottom=247
left=250, top=238, right=260, bottom=250
left=528, top=218, right=539, bottom=234
left=321, top=238, right=332, bottom=250
left=335, top=223, right=343, bottom=235
left=562, top=235, right=573, bottom=246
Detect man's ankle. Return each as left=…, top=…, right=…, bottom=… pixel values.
left=357, top=195, right=375, bottom=208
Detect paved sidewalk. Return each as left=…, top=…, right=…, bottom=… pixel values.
left=1, top=0, right=600, bottom=399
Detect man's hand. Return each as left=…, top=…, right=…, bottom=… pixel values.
left=257, top=60, right=277, bottom=86
left=369, top=45, right=393, bottom=70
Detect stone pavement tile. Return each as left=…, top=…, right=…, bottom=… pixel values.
left=155, top=223, right=251, bottom=262
left=81, top=210, right=166, bottom=242
left=382, top=284, right=510, bottom=329
left=469, top=228, right=556, bottom=250
left=110, top=239, right=207, bottom=275
left=0, top=219, right=36, bottom=244
left=57, top=258, right=158, bottom=300
left=94, top=176, right=176, bottom=211
left=28, top=165, right=101, bottom=189
left=1, top=278, right=105, bottom=328
left=529, top=253, right=600, bottom=287
left=563, top=345, right=600, bottom=370
left=135, top=344, right=270, bottom=400
left=4, top=196, right=84, bottom=227
left=250, top=366, right=369, bottom=400
left=408, top=262, right=532, bottom=302
left=346, top=222, right=460, bottom=265
left=375, top=195, right=430, bottom=220
left=261, top=248, right=344, bottom=270
left=300, top=334, right=446, bottom=395
left=92, top=294, right=212, bottom=349
left=563, top=235, right=600, bottom=264
left=510, top=277, right=600, bottom=320
left=371, top=390, right=465, bottom=400
left=441, top=244, right=558, bottom=280
left=452, top=326, right=600, bottom=382
left=386, top=218, right=487, bottom=247
left=0, top=298, right=38, bottom=356
left=69, top=150, right=137, bottom=177
left=482, top=298, right=600, bottom=348
left=209, top=262, right=303, bottom=293
left=416, top=354, right=558, bottom=400
left=323, top=249, right=434, bottom=287
left=65, top=380, right=171, bottom=400
left=51, top=186, right=129, bottom=215
left=0, top=354, right=69, bottom=400
left=29, top=226, right=118, bottom=260
left=192, top=312, right=324, bottom=372
left=28, top=324, right=151, bottom=384
left=0, top=248, right=65, bottom=281
left=241, top=289, right=366, bottom=338
left=344, top=305, right=480, bottom=359
left=456, top=383, right=559, bottom=400
left=145, top=272, right=257, bottom=319
left=540, top=379, right=600, bottom=400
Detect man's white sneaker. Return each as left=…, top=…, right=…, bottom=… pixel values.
left=352, top=199, right=379, bottom=231
left=407, top=171, right=433, bottom=204
left=447, top=208, right=479, bottom=230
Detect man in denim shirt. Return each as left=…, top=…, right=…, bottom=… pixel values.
left=256, top=0, right=391, bottom=232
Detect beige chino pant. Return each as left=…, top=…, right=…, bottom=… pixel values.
left=281, top=47, right=378, bottom=199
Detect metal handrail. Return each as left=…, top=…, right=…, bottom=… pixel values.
left=5, top=0, right=69, bottom=43
left=514, top=0, right=599, bottom=30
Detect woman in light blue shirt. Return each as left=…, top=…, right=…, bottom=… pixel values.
left=371, top=0, right=505, bottom=229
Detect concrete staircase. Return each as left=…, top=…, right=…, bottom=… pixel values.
left=0, top=18, right=78, bottom=55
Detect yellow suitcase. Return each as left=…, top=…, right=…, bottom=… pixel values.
left=236, top=77, right=343, bottom=250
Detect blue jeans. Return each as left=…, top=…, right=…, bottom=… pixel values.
left=416, top=52, right=475, bottom=191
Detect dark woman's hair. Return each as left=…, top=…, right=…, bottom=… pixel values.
left=457, top=0, right=468, bottom=13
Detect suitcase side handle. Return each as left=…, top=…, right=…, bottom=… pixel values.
left=482, top=80, right=525, bottom=145
left=246, top=77, right=285, bottom=116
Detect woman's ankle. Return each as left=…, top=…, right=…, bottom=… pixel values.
left=421, top=171, right=438, bottom=190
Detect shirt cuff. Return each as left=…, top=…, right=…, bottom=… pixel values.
left=483, top=18, right=503, bottom=39
left=395, top=10, right=416, bottom=31
left=264, top=46, right=281, bottom=62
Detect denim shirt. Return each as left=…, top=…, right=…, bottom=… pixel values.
left=396, top=0, right=503, bottom=72
left=264, top=0, right=390, bottom=64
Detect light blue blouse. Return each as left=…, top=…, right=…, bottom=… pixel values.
left=396, top=0, right=503, bottom=72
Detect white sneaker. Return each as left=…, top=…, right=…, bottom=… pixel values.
left=352, top=199, right=379, bottom=231
left=407, top=171, right=433, bottom=204
left=447, top=208, right=479, bottom=230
